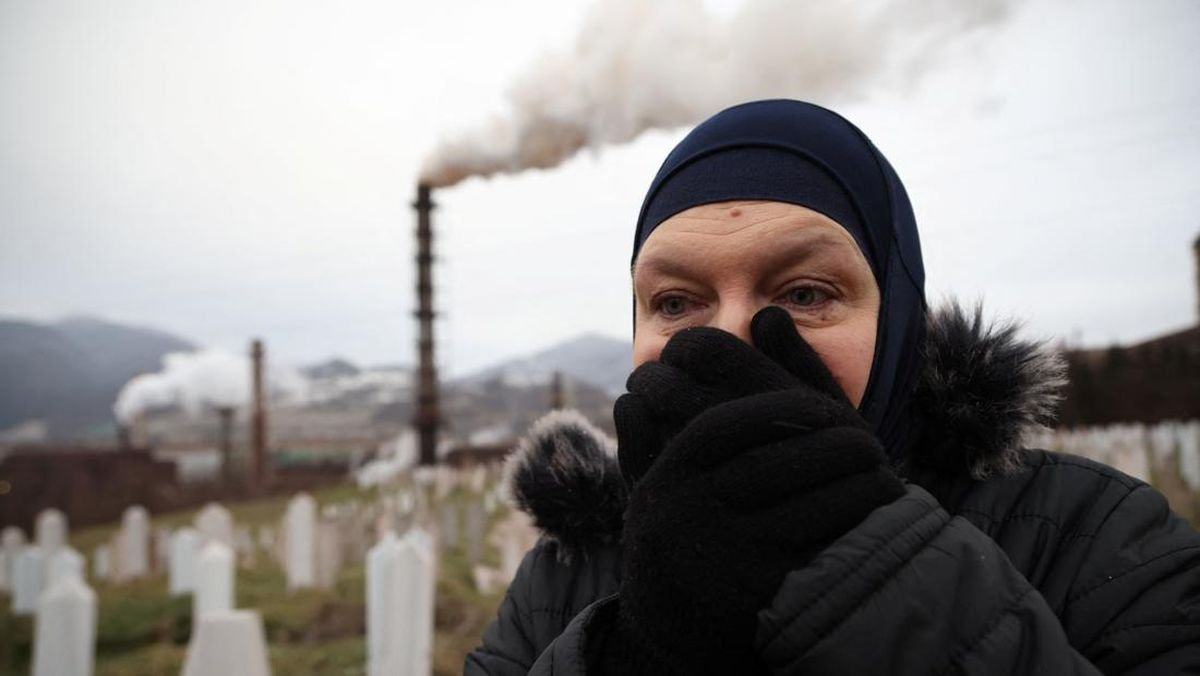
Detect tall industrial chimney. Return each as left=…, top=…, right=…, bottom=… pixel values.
left=413, top=183, right=441, bottom=466
left=250, top=338, right=269, bottom=490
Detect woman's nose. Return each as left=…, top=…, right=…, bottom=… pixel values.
left=709, top=302, right=759, bottom=344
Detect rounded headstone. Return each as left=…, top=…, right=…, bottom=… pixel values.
left=169, top=528, right=201, bottom=595
left=0, top=525, right=26, bottom=592
left=118, top=505, right=151, bottom=581
left=194, top=541, right=234, bottom=622
left=12, top=546, right=48, bottom=615
left=195, top=503, right=234, bottom=548
left=285, top=493, right=316, bottom=590
left=92, top=545, right=112, bottom=582
left=31, top=575, right=96, bottom=676
left=48, top=545, right=85, bottom=586
left=35, top=509, right=67, bottom=556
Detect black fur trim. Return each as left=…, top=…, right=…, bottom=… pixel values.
left=912, top=301, right=1066, bottom=479
left=504, top=410, right=627, bottom=562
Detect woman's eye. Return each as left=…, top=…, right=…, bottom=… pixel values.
left=659, top=296, right=690, bottom=316
left=784, top=286, right=831, bottom=307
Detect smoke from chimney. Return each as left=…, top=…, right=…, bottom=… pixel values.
left=421, top=0, right=1014, bottom=188
left=112, top=348, right=305, bottom=425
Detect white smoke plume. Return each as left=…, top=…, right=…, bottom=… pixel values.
left=113, top=349, right=306, bottom=424
left=421, top=0, right=1012, bottom=188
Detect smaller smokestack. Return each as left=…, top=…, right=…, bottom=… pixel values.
left=250, top=339, right=269, bottom=490
left=129, top=412, right=147, bottom=449
left=216, top=406, right=235, bottom=482
left=549, top=371, right=566, bottom=410
left=117, top=424, right=131, bottom=450
left=1193, top=234, right=1199, bottom=324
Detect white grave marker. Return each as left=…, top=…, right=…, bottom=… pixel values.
left=154, top=526, right=172, bottom=574
left=195, top=503, right=234, bottom=548
left=48, top=545, right=85, bottom=586
left=182, top=610, right=271, bottom=676
left=12, top=545, right=47, bottom=615
left=0, top=525, right=25, bottom=592
left=31, top=574, right=96, bottom=676
left=285, top=493, right=316, bottom=590
left=169, top=528, right=201, bottom=595
left=35, top=509, right=67, bottom=556
left=366, top=529, right=434, bottom=676
left=117, top=505, right=150, bottom=581
left=93, top=545, right=111, bottom=582
left=314, top=519, right=343, bottom=590
left=194, top=541, right=234, bottom=622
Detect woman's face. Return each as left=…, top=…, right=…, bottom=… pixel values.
left=632, top=200, right=880, bottom=407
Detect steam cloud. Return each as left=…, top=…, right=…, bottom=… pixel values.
left=113, top=349, right=304, bottom=424
left=421, top=0, right=1012, bottom=188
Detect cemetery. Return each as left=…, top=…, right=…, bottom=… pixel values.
left=0, top=464, right=531, bottom=676
left=1, top=422, right=1196, bottom=675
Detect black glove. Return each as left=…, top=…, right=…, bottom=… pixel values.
left=602, top=307, right=906, bottom=675
left=616, top=306, right=849, bottom=485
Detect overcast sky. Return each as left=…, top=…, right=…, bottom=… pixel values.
left=2, top=0, right=1198, bottom=377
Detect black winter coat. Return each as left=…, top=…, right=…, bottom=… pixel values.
left=466, top=305, right=1200, bottom=674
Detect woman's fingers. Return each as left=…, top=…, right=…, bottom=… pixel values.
left=750, top=306, right=850, bottom=405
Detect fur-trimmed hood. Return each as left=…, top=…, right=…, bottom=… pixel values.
left=504, top=301, right=1066, bottom=560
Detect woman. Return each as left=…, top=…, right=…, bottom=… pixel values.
left=466, top=100, right=1200, bottom=674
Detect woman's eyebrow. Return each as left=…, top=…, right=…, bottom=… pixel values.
left=634, top=232, right=854, bottom=281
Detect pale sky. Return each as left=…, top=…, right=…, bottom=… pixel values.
left=2, top=0, right=1198, bottom=376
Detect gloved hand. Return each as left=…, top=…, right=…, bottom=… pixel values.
left=605, top=307, right=906, bottom=675
left=615, top=305, right=850, bottom=485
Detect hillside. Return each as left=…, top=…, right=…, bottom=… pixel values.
left=0, top=317, right=194, bottom=438
left=456, top=333, right=630, bottom=395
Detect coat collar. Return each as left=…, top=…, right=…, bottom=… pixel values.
left=504, top=301, right=1066, bottom=561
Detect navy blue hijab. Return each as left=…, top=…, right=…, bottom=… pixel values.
left=632, top=99, right=927, bottom=460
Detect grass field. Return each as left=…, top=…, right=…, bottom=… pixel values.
left=0, top=481, right=509, bottom=676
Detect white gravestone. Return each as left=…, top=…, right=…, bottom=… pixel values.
left=285, top=493, right=316, bottom=590
left=117, top=505, right=150, bottom=581
left=48, top=545, right=85, bottom=586
left=434, top=466, right=454, bottom=500
left=466, top=500, right=486, bottom=567
left=195, top=503, right=234, bottom=548
left=12, top=546, right=47, bottom=615
left=345, top=514, right=370, bottom=564
left=194, top=541, right=234, bottom=622
left=440, top=503, right=460, bottom=550
left=36, top=509, right=67, bottom=556
left=257, top=526, right=275, bottom=553
left=31, top=574, right=96, bottom=676
left=366, top=529, right=434, bottom=676
left=0, top=525, right=26, bottom=592
left=1179, top=421, right=1200, bottom=490
left=314, top=519, right=343, bottom=591
left=397, top=491, right=415, bottom=515
left=92, top=545, right=111, bottom=582
left=234, top=526, right=256, bottom=568
left=107, top=533, right=124, bottom=585
left=154, top=526, right=172, bottom=574
left=182, top=610, right=271, bottom=676
left=469, top=465, right=488, bottom=493
left=169, top=528, right=201, bottom=595
left=366, top=533, right=397, bottom=676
